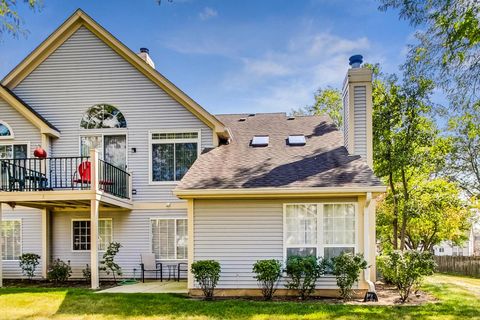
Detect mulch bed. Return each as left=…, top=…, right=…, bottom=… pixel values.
left=193, top=282, right=437, bottom=306
left=347, top=282, right=437, bottom=306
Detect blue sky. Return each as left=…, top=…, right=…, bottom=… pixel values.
left=0, top=0, right=414, bottom=115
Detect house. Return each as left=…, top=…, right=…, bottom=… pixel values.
left=0, top=9, right=386, bottom=296
left=434, top=228, right=476, bottom=256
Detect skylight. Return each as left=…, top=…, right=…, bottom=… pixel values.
left=251, top=135, right=269, bottom=147
left=288, top=135, right=306, bottom=146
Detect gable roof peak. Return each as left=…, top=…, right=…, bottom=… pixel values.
left=1, top=8, right=229, bottom=141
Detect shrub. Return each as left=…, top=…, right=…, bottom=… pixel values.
left=253, top=259, right=282, bottom=300
left=19, top=253, right=41, bottom=281
left=285, top=255, right=326, bottom=300
left=191, top=260, right=221, bottom=300
left=377, top=250, right=435, bottom=303
left=329, top=252, right=368, bottom=301
left=47, top=259, right=72, bottom=284
left=100, top=242, right=123, bottom=283
left=82, top=264, right=91, bottom=282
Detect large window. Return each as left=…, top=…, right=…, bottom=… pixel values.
left=150, top=132, right=199, bottom=182
left=284, top=203, right=356, bottom=260
left=80, top=104, right=127, bottom=129
left=151, top=218, right=188, bottom=260
left=1, top=220, right=21, bottom=260
left=285, top=204, right=318, bottom=258
left=0, top=121, right=13, bottom=139
left=72, top=219, right=113, bottom=251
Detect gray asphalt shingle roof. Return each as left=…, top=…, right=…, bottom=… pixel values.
left=176, top=112, right=383, bottom=190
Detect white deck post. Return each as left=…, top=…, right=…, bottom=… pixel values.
left=187, top=199, right=194, bottom=290
left=41, top=208, right=50, bottom=278
left=0, top=203, right=3, bottom=287
left=90, top=149, right=100, bottom=289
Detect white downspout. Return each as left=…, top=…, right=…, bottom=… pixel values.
left=364, top=192, right=376, bottom=294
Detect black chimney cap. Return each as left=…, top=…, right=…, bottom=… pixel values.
left=140, top=48, right=149, bottom=54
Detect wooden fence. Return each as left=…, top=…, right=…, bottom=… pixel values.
left=434, top=256, right=480, bottom=278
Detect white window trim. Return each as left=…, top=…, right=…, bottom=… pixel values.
left=78, top=132, right=128, bottom=168
left=71, top=218, right=113, bottom=252
left=1, top=218, right=22, bottom=261
left=148, top=129, right=201, bottom=185
left=0, top=142, right=31, bottom=159
left=282, top=202, right=358, bottom=262
left=0, top=120, right=14, bottom=140
left=150, top=217, right=188, bottom=261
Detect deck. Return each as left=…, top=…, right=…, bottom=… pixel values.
left=0, top=150, right=132, bottom=210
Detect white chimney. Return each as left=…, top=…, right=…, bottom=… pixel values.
left=342, top=55, right=373, bottom=168
left=137, top=47, right=155, bottom=69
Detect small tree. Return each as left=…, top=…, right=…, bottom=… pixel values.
left=285, top=255, right=326, bottom=300
left=253, top=259, right=282, bottom=300
left=19, top=253, right=40, bottom=281
left=47, top=259, right=72, bottom=284
left=100, top=242, right=122, bottom=283
left=377, top=250, right=435, bottom=303
left=82, top=264, right=91, bottom=282
left=191, top=260, right=221, bottom=300
left=329, top=252, right=368, bottom=301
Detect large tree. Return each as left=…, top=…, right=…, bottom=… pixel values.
left=445, top=103, right=480, bottom=198
left=380, top=0, right=480, bottom=199
left=377, top=176, right=471, bottom=252
left=371, top=65, right=455, bottom=250
left=0, top=0, right=42, bottom=38
left=379, top=0, right=480, bottom=107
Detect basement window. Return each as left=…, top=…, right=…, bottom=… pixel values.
left=251, top=135, right=269, bottom=147
left=288, top=135, right=306, bottom=146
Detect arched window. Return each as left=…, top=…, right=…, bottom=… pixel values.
left=80, top=104, right=127, bottom=129
left=0, top=121, right=14, bottom=139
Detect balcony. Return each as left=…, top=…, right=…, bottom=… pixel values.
left=0, top=150, right=132, bottom=210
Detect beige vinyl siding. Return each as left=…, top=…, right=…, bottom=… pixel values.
left=353, top=86, right=367, bottom=159
left=13, top=26, right=214, bottom=202
left=50, top=209, right=187, bottom=279
left=193, top=199, right=366, bottom=289
left=1, top=205, right=43, bottom=278
left=0, top=99, right=41, bottom=156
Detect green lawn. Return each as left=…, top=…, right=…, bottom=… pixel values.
left=0, top=274, right=479, bottom=320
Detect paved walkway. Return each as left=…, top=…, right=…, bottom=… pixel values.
left=97, top=280, right=188, bottom=294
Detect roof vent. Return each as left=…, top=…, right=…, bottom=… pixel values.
left=251, top=135, right=269, bottom=147
left=288, top=134, right=306, bottom=146
left=239, top=118, right=246, bottom=122
left=248, top=113, right=255, bottom=117
left=287, top=116, right=295, bottom=120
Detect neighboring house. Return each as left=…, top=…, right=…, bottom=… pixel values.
left=434, top=228, right=476, bottom=256
left=0, top=9, right=385, bottom=296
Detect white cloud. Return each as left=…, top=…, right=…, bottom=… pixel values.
left=224, top=31, right=383, bottom=112
left=161, top=24, right=384, bottom=113
left=242, top=58, right=292, bottom=77
left=199, top=7, right=218, bottom=21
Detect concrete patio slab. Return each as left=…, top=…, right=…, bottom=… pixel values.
left=96, top=280, right=188, bottom=294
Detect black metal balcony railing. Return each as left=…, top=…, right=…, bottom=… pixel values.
left=98, top=159, right=130, bottom=199
left=0, top=157, right=131, bottom=199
